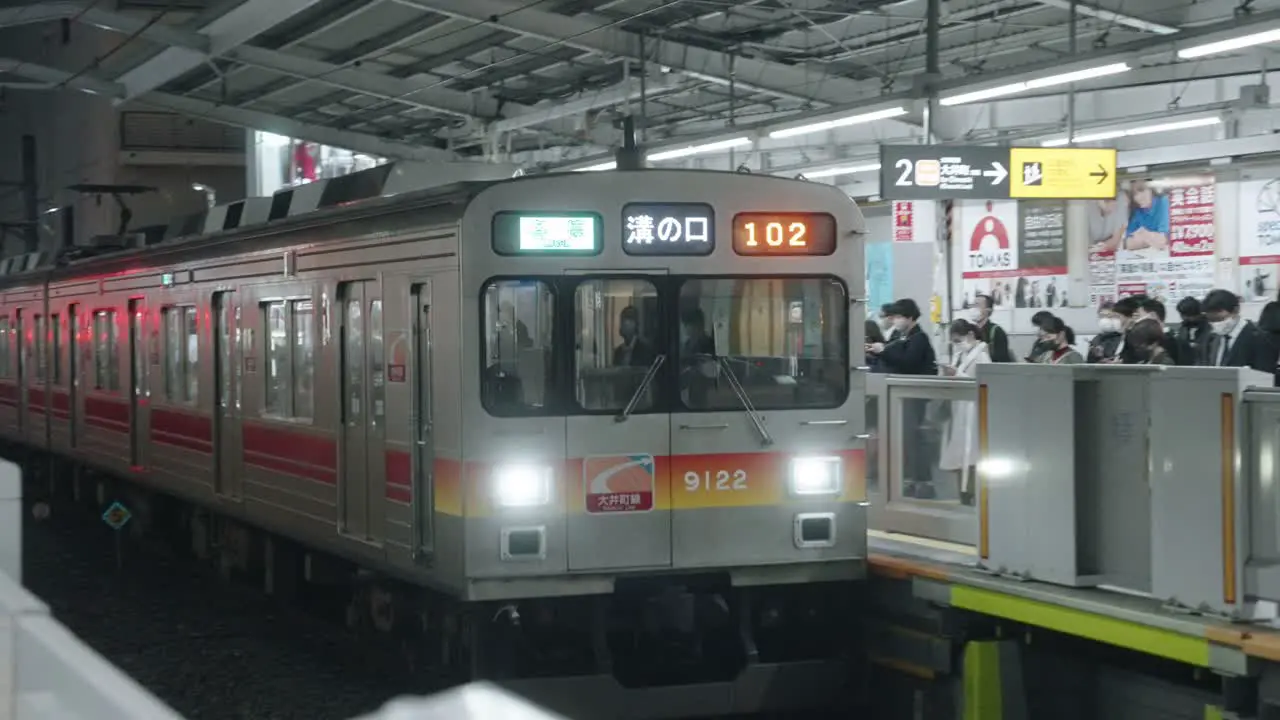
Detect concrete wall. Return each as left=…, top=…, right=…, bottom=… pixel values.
left=0, top=22, right=246, bottom=256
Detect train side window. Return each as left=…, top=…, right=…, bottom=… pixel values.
left=481, top=279, right=554, bottom=415
left=676, top=276, right=848, bottom=411
left=368, top=299, right=383, bottom=424
left=262, top=299, right=313, bottom=420
left=51, top=314, right=61, bottom=384
left=292, top=300, right=314, bottom=420
left=264, top=301, right=289, bottom=416
left=573, top=279, right=661, bottom=411
left=93, top=310, right=119, bottom=391
left=163, top=306, right=198, bottom=404
left=32, top=315, right=45, bottom=383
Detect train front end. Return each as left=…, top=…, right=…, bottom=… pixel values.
left=456, top=169, right=868, bottom=715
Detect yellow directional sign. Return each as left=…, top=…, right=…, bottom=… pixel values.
left=1008, top=147, right=1117, bottom=200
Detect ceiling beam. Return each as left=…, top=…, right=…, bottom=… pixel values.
left=0, top=58, right=455, bottom=161
left=114, top=0, right=326, bottom=101
left=139, top=93, right=457, bottom=161
left=389, top=0, right=873, bottom=106
left=0, top=2, right=208, bottom=51
left=1032, top=0, right=1179, bottom=35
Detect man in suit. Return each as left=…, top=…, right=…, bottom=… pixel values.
left=1201, top=289, right=1273, bottom=372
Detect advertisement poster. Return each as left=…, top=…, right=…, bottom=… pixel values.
left=1238, top=177, right=1280, bottom=302
left=1085, top=177, right=1216, bottom=306
left=893, top=201, right=916, bottom=241
left=955, top=199, right=1066, bottom=309
left=865, top=242, right=894, bottom=316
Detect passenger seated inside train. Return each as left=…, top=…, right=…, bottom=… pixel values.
left=1033, top=316, right=1083, bottom=365
left=1126, top=320, right=1174, bottom=365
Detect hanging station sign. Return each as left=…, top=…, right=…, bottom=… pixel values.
left=880, top=145, right=1116, bottom=201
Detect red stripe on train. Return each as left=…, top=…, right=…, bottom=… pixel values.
left=244, top=451, right=336, bottom=486
left=151, top=408, right=212, bottom=443
left=242, top=423, right=335, bottom=469
left=386, top=449, right=412, bottom=504
left=85, top=395, right=129, bottom=424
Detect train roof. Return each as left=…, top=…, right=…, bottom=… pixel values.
left=0, top=163, right=856, bottom=287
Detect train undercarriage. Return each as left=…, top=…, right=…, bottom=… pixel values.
left=15, top=446, right=865, bottom=718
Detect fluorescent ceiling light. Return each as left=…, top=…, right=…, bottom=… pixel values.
left=647, top=136, right=751, bottom=162
left=1034, top=0, right=1178, bottom=35
left=940, top=63, right=1130, bottom=106
left=803, top=163, right=881, bottom=179
left=573, top=161, right=617, bottom=172
left=769, top=107, right=909, bottom=140
left=1041, top=116, right=1221, bottom=147
left=1178, top=27, right=1280, bottom=59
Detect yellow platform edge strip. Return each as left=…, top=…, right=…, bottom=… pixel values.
left=950, top=585, right=1211, bottom=668
left=962, top=641, right=1004, bottom=720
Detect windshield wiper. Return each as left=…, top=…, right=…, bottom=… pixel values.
left=716, top=356, right=773, bottom=446
left=616, top=354, right=666, bottom=423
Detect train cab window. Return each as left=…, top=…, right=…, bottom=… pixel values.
left=93, top=310, right=120, bottom=391
left=263, top=299, right=314, bottom=420
left=573, top=279, right=662, bottom=411
left=481, top=280, right=554, bottom=415
left=163, top=307, right=198, bottom=403
left=676, top=277, right=848, bottom=410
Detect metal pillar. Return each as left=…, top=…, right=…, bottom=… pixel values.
left=1067, top=0, right=1078, bottom=145
left=21, top=134, right=37, bottom=253
left=924, top=0, right=941, bottom=143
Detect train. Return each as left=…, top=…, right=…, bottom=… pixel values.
left=0, top=163, right=869, bottom=717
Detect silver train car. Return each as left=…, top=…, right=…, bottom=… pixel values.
left=0, top=167, right=869, bottom=717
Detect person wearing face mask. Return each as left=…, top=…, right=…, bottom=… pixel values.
left=1201, top=289, right=1271, bottom=371
left=868, top=299, right=936, bottom=375
left=1034, top=316, right=1084, bottom=364
left=869, top=300, right=937, bottom=497
left=1088, top=298, right=1138, bottom=363
left=938, top=319, right=989, bottom=505
left=1024, top=311, right=1057, bottom=362
left=878, top=303, right=897, bottom=341
left=1175, top=297, right=1210, bottom=366
left=612, top=306, right=656, bottom=367
left=963, top=294, right=1012, bottom=362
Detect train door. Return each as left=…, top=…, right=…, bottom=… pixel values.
left=565, top=275, right=672, bottom=571
left=67, top=304, right=78, bottom=448
left=410, top=282, right=434, bottom=559
left=128, top=299, right=149, bottom=469
left=338, top=281, right=386, bottom=541
left=214, top=291, right=243, bottom=499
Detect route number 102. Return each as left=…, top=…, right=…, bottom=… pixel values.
left=684, top=470, right=748, bottom=492
left=743, top=222, right=807, bottom=248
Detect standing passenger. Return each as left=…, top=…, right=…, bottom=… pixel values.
left=870, top=299, right=937, bottom=498
left=1175, top=297, right=1210, bottom=366
left=964, top=294, right=1012, bottom=362
left=1035, top=317, right=1084, bottom=364
left=1202, top=289, right=1271, bottom=371
left=938, top=319, right=989, bottom=505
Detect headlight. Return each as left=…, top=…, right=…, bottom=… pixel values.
left=790, top=456, right=842, bottom=496
left=492, top=464, right=552, bottom=507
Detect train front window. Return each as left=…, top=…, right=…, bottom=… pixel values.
left=573, top=278, right=662, bottom=412
left=677, top=277, right=848, bottom=410
left=481, top=279, right=554, bottom=415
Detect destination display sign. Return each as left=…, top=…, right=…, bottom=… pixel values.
left=491, top=212, right=602, bottom=255
left=622, top=202, right=715, bottom=256
left=880, top=145, right=1117, bottom=201
left=732, top=212, right=837, bottom=256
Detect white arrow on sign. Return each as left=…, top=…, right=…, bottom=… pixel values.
left=983, top=161, right=1008, bottom=185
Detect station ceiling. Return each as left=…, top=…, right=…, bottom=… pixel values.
left=0, top=0, right=1277, bottom=166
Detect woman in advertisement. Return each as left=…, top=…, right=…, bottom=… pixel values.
left=1121, top=180, right=1171, bottom=254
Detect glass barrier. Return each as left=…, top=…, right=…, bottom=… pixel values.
left=866, top=375, right=979, bottom=547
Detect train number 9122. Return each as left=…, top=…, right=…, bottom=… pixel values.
left=683, top=470, right=748, bottom=492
